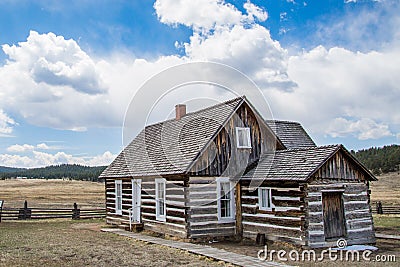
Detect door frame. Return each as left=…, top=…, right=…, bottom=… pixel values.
left=322, top=190, right=346, bottom=240
left=131, top=179, right=142, bottom=223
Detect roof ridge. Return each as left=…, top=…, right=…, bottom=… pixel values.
left=182, top=95, right=244, bottom=117
left=266, top=119, right=301, bottom=125
left=274, top=144, right=341, bottom=153
left=143, top=96, right=245, bottom=130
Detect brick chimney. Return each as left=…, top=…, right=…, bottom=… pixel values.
left=175, top=104, right=186, bottom=120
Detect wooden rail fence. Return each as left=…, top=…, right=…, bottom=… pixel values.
left=373, top=201, right=400, bottom=215
left=0, top=200, right=105, bottom=221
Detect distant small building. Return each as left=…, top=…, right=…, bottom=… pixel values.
left=100, top=96, right=376, bottom=248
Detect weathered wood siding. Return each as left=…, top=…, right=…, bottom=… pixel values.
left=305, top=153, right=375, bottom=247
left=189, top=103, right=279, bottom=177
left=141, top=178, right=187, bottom=238
left=105, top=177, right=188, bottom=238
left=105, top=178, right=133, bottom=228
left=187, top=176, right=236, bottom=239
left=305, top=180, right=375, bottom=247
left=314, top=151, right=367, bottom=181
left=241, top=180, right=307, bottom=245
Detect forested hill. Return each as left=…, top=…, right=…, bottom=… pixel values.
left=351, top=144, right=400, bottom=175
left=0, top=164, right=107, bottom=181
left=0, top=166, right=25, bottom=173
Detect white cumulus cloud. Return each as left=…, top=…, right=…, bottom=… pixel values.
left=154, top=0, right=243, bottom=31
left=0, top=150, right=116, bottom=168
left=156, top=0, right=293, bottom=90
left=36, top=143, right=51, bottom=150
left=7, top=143, right=62, bottom=153
left=0, top=0, right=399, bottom=150
left=327, top=117, right=392, bottom=140
left=7, top=144, right=35, bottom=153
left=2, top=31, right=106, bottom=95
left=243, top=1, right=268, bottom=22
left=0, top=109, right=16, bottom=136
left=265, top=45, right=400, bottom=141
left=0, top=31, right=131, bottom=131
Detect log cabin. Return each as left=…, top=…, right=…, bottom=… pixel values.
left=99, top=96, right=376, bottom=248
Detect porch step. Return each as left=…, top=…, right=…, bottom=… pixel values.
left=127, top=222, right=144, bottom=232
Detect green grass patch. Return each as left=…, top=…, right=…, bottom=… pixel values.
left=373, top=214, right=400, bottom=230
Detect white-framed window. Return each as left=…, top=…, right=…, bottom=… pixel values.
left=155, top=178, right=166, bottom=222
left=236, top=127, right=251, bottom=148
left=217, top=178, right=235, bottom=221
left=115, top=180, right=123, bottom=215
left=258, top=187, right=274, bottom=210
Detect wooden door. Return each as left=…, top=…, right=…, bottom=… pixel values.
left=322, top=192, right=346, bottom=239
left=131, top=179, right=141, bottom=223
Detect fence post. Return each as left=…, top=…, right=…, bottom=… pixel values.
left=72, top=203, right=80, bottom=220
left=376, top=201, right=383, bottom=214
left=0, top=200, right=3, bottom=223
left=18, top=200, right=31, bottom=220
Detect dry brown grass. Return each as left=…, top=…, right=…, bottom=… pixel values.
left=370, top=172, right=400, bottom=206
left=0, top=175, right=399, bottom=266
left=2, top=171, right=398, bottom=208
left=0, top=179, right=104, bottom=209
left=0, top=219, right=225, bottom=267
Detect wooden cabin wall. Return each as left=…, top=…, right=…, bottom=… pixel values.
left=314, top=151, right=367, bottom=181
left=305, top=152, right=375, bottom=247
left=240, top=180, right=307, bottom=245
left=305, top=178, right=375, bottom=247
left=141, top=177, right=187, bottom=238
left=187, top=176, right=236, bottom=239
left=105, top=177, right=132, bottom=228
left=189, top=103, right=278, bottom=177
left=105, top=177, right=188, bottom=239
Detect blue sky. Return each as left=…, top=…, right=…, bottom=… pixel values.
left=0, top=0, right=399, bottom=167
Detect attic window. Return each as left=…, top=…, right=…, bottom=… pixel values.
left=236, top=127, right=251, bottom=148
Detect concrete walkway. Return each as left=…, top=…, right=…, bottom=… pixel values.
left=101, top=228, right=289, bottom=267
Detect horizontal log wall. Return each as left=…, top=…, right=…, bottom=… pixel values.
left=141, top=178, right=187, bottom=238
left=106, top=178, right=132, bottom=228
left=305, top=180, right=375, bottom=248
left=187, top=176, right=236, bottom=239
left=241, top=181, right=306, bottom=245
left=105, top=177, right=188, bottom=238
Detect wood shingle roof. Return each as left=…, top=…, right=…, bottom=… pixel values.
left=100, top=95, right=375, bottom=183
left=266, top=120, right=316, bottom=149
left=243, top=144, right=376, bottom=181
left=100, top=96, right=245, bottom=178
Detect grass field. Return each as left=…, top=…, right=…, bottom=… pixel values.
left=0, top=176, right=398, bottom=266
left=1, top=171, right=398, bottom=208
left=0, top=179, right=104, bottom=209
left=0, top=219, right=224, bottom=267
left=370, top=172, right=400, bottom=206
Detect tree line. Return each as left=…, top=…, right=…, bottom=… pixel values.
left=0, top=144, right=398, bottom=179
left=351, top=144, right=400, bottom=176
left=0, top=164, right=107, bottom=181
